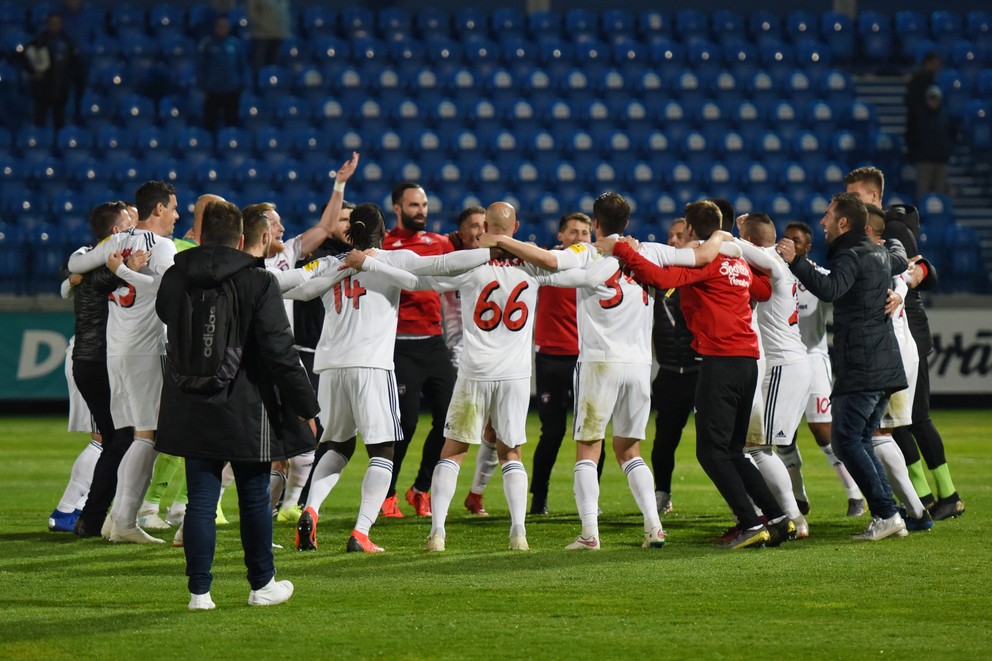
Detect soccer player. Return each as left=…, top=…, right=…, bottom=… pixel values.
left=844, top=167, right=965, bottom=520
left=491, top=193, right=729, bottom=550
left=529, top=212, right=592, bottom=516
left=284, top=203, right=495, bottom=552
left=734, top=213, right=811, bottom=538
left=782, top=222, right=866, bottom=516
left=380, top=181, right=457, bottom=518
left=601, top=201, right=795, bottom=549
left=422, top=202, right=585, bottom=551
left=67, top=181, right=179, bottom=544
left=777, top=193, right=909, bottom=541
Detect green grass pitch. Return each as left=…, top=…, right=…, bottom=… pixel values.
left=0, top=409, right=989, bottom=660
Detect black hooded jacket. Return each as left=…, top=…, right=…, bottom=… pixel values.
left=790, top=229, right=909, bottom=396
left=155, top=245, right=319, bottom=462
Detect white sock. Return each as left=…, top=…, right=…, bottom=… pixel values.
left=284, top=450, right=315, bottom=508
left=820, top=444, right=864, bottom=500
left=621, top=457, right=661, bottom=532
left=355, top=457, right=393, bottom=535
left=109, top=434, right=134, bottom=523
left=57, top=440, right=102, bottom=513
left=113, top=439, right=158, bottom=529
left=501, top=460, right=528, bottom=537
left=872, top=434, right=926, bottom=518
left=167, top=500, right=186, bottom=524
left=747, top=447, right=801, bottom=520
left=470, top=440, right=499, bottom=495
left=573, top=460, right=600, bottom=539
left=429, top=459, right=460, bottom=538
left=775, top=443, right=809, bottom=504
left=269, top=470, right=287, bottom=515
left=304, top=449, right=349, bottom=515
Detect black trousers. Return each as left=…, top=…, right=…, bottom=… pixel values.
left=651, top=367, right=699, bottom=493
left=530, top=353, right=576, bottom=501
left=694, top=356, right=783, bottom=529
left=73, top=359, right=133, bottom=528
left=391, top=336, right=455, bottom=496
left=203, top=91, right=240, bottom=133
left=892, top=352, right=948, bottom=472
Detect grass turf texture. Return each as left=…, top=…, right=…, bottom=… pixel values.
left=1, top=410, right=989, bottom=660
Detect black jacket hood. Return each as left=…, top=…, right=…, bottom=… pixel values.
left=173, top=245, right=257, bottom=287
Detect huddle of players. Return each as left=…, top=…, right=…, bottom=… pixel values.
left=52, top=157, right=963, bottom=552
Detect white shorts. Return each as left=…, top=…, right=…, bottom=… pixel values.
left=761, top=359, right=812, bottom=446
left=65, top=345, right=95, bottom=434
left=883, top=329, right=920, bottom=429
left=317, top=368, right=402, bottom=445
left=573, top=361, right=651, bottom=441
left=746, top=356, right=766, bottom=445
left=108, top=354, right=163, bottom=431
left=804, top=352, right=832, bottom=423
left=443, top=376, right=529, bottom=448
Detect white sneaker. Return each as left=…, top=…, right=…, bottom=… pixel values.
left=188, top=592, right=216, bottom=611
left=851, top=513, right=908, bottom=541
left=166, top=505, right=186, bottom=527
left=137, top=511, right=172, bottom=530
left=110, top=524, right=165, bottom=544
left=793, top=515, right=810, bottom=540
left=565, top=534, right=600, bottom=550
left=248, top=578, right=294, bottom=606
left=425, top=534, right=446, bottom=552
left=655, top=491, right=673, bottom=514
left=509, top=533, right=529, bottom=551
left=101, top=516, right=113, bottom=540
left=172, top=523, right=184, bottom=548
left=643, top=526, right=666, bottom=548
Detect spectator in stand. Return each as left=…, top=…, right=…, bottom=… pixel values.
left=906, top=86, right=956, bottom=199
left=649, top=218, right=699, bottom=516
left=23, top=12, right=79, bottom=130
left=529, top=212, right=593, bottom=516
left=196, top=15, right=250, bottom=133
left=58, top=0, right=95, bottom=125
left=247, top=0, right=292, bottom=70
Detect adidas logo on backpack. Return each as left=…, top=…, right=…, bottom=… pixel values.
left=166, top=278, right=243, bottom=395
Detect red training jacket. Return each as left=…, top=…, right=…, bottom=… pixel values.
left=534, top=285, right=579, bottom=356
left=383, top=227, right=454, bottom=336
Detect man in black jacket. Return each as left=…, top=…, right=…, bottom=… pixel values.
left=844, top=167, right=965, bottom=520
left=777, top=193, right=909, bottom=541
left=156, top=201, right=319, bottom=610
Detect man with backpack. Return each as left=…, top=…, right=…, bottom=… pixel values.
left=155, top=200, right=319, bottom=610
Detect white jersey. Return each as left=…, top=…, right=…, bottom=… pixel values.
left=736, top=241, right=807, bottom=366
left=67, top=227, right=176, bottom=357
left=265, top=235, right=304, bottom=330
left=796, top=260, right=830, bottom=356
left=422, top=256, right=560, bottom=380
left=442, top=290, right=463, bottom=366
left=302, top=248, right=493, bottom=372
left=548, top=240, right=697, bottom=364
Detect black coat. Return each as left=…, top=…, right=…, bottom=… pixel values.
left=63, top=258, right=122, bottom=363
left=883, top=204, right=938, bottom=356
left=652, top=288, right=700, bottom=373
left=790, top=230, right=908, bottom=396
left=155, top=246, right=319, bottom=463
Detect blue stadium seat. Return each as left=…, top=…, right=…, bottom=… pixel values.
left=949, top=41, right=985, bottom=77
left=301, top=7, right=337, bottom=38
left=857, top=11, right=893, bottom=62
left=415, top=9, right=450, bottom=39
left=712, top=10, right=745, bottom=42
left=526, top=10, right=560, bottom=41
left=27, top=223, right=66, bottom=295
left=895, top=11, right=928, bottom=61
left=821, top=11, right=855, bottom=61
left=454, top=9, right=488, bottom=40
left=748, top=11, right=783, bottom=45
left=919, top=192, right=954, bottom=225
left=340, top=7, right=374, bottom=37
left=723, top=42, right=759, bottom=80
left=930, top=11, right=964, bottom=48
left=16, top=125, right=53, bottom=162
left=233, top=159, right=271, bottom=193
left=491, top=8, right=525, bottom=39
left=935, top=69, right=970, bottom=118
left=785, top=11, right=818, bottom=43
left=149, top=4, right=184, bottom=33
left=564, top=9, right=599, bottom=41
left=962, top=99, right=991, bottom=150
left=602, top=9, right=636, bottom=43
left=115, top=93, right=156, bottom=128
left=820, top=69, right=855, bottom=101
left=108, top=5, right=147, bottom=38
left=674, top=10, right=708, bottom=42
left=56, top=125, right=94, bottom=165
left=378, top=7, right=412, bottom=39
left=966, top=11, right=992, bottom=47
left=783, top=68, right=816, bottom=107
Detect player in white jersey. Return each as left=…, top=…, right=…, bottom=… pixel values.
left=490, top=192, right=732, bottom=550
left=417, top=202, right=583, bottom=551
left=67, top=180, right=179, bottom=544
left=251, top=152, right=359, bottom=522
left=735, top=213, right=811, bottom=537
left=282, top=203, right=495, bottom=553
left=865, top=206, right=933, bottom=531
left=782, top=222, right=866, bottom=516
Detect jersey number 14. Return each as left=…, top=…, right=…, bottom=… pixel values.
left=333, top=277, right=367, bottom=313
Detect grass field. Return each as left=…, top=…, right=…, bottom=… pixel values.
left=0, top=409, right=989, bottom=660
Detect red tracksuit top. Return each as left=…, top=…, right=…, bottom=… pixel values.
left=614, top=242, right=771, bottom=359
left=534, top=285, right=579, bottom=356
left=383, top=227, right=454, bottom=336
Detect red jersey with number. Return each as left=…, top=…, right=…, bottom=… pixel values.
left=421, top=257, right=561, bottom=380
left=534, top=286, right=579, bottom=356
left=383, top=227, right=453, bottom=336
left=614, top=242, right=766, bottom=359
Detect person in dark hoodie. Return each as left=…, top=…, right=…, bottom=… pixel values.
left=156, top=200, right=319, bottom=610
left=844, top=167, right=964, bottom=521
left=777, top=193, right=910, bottom=542
left=24, top=12, right=79, bottom=130
left=906, top=85, right=956, bottom=199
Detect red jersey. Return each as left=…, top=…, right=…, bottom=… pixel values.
left=383, top=227, right=454, bottom=336
left=533, top=285, right=579, bottom=356
left=614, top=242, right=770, bottom=359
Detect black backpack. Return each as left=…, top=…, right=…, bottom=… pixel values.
left=166, top=277, right=243, bottom=395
